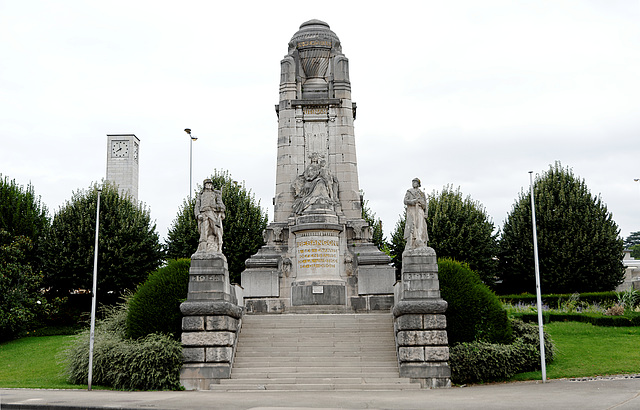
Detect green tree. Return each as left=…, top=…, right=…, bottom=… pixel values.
left=388, top=186, right=498, bottom=284
left=360, top=191, right=386, bottom=251
left=498, top=162, right=624, bottom=294
left=165, top=170, right=268, bottom=283
left=0, top=175, right=49, bottom=270
left=41, top=182, right=164, bottom=297
left=624, top=231, right=640, bottom=258
left=426, top=185, right=498, bottom=285
left=388, top=212, right=406, bottom=279
left=630, top=244, right=640, bottom=260
left=623, top=231, right=640, bottom=248
left=0, top=230, right=49, bottom=341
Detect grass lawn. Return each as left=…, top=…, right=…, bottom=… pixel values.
left=0, top=335, right=88, bottom=389
left=512, top=321, right=640, bottom=381
left=2, top=322, right=639, bottom=388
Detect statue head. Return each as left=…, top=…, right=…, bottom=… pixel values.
left=412, top=178, right=421, bottom=188
left=203, top=179, right=213, bottom=190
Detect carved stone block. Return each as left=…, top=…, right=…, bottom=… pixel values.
left=396, top=330, right=448, bottom=346
left=181, top=331, right=235, bottom=347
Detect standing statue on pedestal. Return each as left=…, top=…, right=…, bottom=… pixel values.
left=292, top=152, right=339, bottom=215
left=404, top=178, right=428, bottom=249
left=194, top=179, right=226, bottom=254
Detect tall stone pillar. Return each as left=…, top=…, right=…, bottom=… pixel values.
left=180, top=181, right=243, bottom=390
left=242, top=20, right=395, bottom=313
left=392, top=179, right=451, bottom=388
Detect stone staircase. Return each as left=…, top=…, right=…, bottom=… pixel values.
left=209, top=312, right=421, bottom=391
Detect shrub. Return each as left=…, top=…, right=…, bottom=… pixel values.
left=438, top=258, right=512, bottom=345
left=513, top=311, right=640, bottom=327
left=450, top=318, right=554, bottom=384
left=64, top=300, right=183, bottom=390
left=500, top=292, right=619, bottom=310
left=126, top=259, right=190, bottom=340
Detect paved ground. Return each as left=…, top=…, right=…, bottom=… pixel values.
left=2, top=376, right=640, bottom=410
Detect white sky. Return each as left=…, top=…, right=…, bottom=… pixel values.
left=1, top=1, right=639, bottom=243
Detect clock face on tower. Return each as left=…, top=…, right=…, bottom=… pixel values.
left=133, top=143, right=139, bottom=162
left=111, top=140, right=129, bottom=158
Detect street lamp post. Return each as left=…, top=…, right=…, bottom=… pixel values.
left=184, top=128, right=198, bottom=201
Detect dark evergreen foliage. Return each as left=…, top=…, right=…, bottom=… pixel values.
left=360, top=191, right=386, bottom=252
left=388, top=186, right=498, bottom=284
left=41, top=182, right=164, bottom=297
left=0, top=231, right=51, bottom=341
left=427, top=186, right=498, bottom=285
left=388, top=212, right=406, bottom=280
left=0, top=175, right=49, bottom=270
left=165, top=170, right=268, bottom=284
left=438, top=258, right=512, bottom=345
left=623, top=231, right=640, bottom=248
left=498, top=162, right=625, bottom=294
left=126, top=259, right=190, bottom=340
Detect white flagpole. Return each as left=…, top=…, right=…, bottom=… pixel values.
left=529, top=171, right=546, bottom=382
left=88, top=187, right=101, bottom=391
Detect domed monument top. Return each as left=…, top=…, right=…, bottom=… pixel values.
left=288, top=19, right=342, bottom=53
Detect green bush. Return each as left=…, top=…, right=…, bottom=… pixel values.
left=64, top=301, right=183, bottom=390
left=125, top=259, right=190, bottom=340
left=438, top=258, right=512, bottom=345
left=450, top=318, right=554, bottom=384
left=513, top=311, right=640, bottom=327
left=500, top=292, right=619, bottom=309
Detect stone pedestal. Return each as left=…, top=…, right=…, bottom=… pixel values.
left=393, top=247, right=451, bottom=388
left=180, top=253, right=244, bottom=390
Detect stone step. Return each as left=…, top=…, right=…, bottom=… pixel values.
left=209, top=382, right=422, bottom=391
left=231, top=365, right=398, bottom=374
left=233, top=357, right=397, bottom=365
left=218, top=377, right=416, bottom=385
left=225, top=313, right=416, bottom=391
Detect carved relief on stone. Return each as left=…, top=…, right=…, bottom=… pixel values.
left=344, top=253, right=353, bottom=276
left=291, top=152, right=339, bottom=215
left=272, top=226, right=284, bottom=243
left=281, top=257, right=292, bottom=277
left=280, top=55, right=295, bottom=84
left=347, top=219, right=372, bottom=241
left=404, top=178, right=429, bottom=249
left=194, top=179, right=226, bottom=254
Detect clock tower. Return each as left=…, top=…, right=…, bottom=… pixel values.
left=106, top=134, right=139, bottom=202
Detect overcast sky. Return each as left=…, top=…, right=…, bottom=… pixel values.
left=1, top=1, right=639, bottom=243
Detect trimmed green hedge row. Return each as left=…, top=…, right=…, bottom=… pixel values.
left=450, top=319, right=554, bottom=384
left=500, top=292, right=619, bottom=309
left=512, top=311, right=640, bottom=327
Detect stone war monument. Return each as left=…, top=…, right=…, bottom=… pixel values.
left=180, top=180, right=244, bottom=390
left=242, top=19, right=395, bottom=312
left=392, top=178, right=451, bottom=388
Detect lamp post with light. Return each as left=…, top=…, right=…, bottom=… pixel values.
left=184, top=128, right=198, bottom=201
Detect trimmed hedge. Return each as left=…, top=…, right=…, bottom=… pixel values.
left=126, top=259, right=190, bottom=340
left=500, top=292, right=619, bottom=309
left=512, top=311, right=640, bottom=327
left=64, top=301, right=183, bottom=390
left=450, top=318, right=554, bottom=384
left=439, top=258, right=512, bottom=345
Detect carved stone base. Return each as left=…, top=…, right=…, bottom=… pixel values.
left=180, top=253, right=243, bottom=390
left=291, top=280, right=345, bottom=305
left=393, top=246, right=450, bottom=388
left=180, top=300, right=243, bottom=390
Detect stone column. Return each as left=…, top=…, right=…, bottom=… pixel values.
left=393, top=247, right=451, bottom=388
left=180, top=253, right=243, bottom=390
